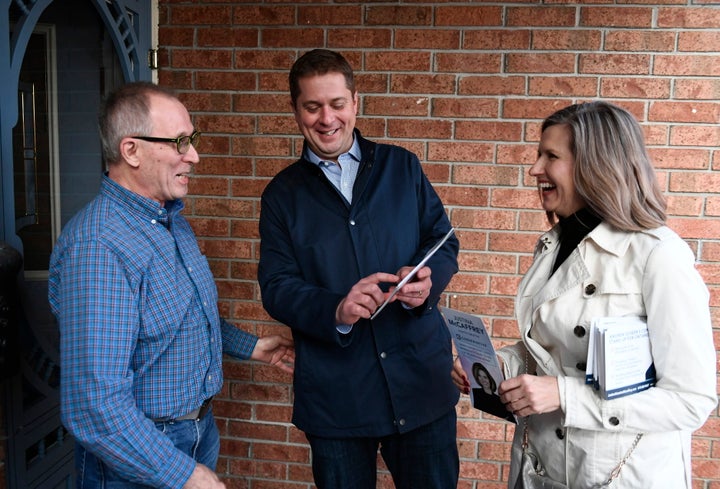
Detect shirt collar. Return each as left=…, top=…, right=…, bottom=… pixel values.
left=101, top=173, right=184, bottom=225
left=304, top=136, right=361, bottom=166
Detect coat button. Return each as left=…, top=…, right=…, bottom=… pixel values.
left=573, top=325, right=586, bottom=337
left=609, top=416, right=620, bottom=426
left=555, top=428, right=565, bottom=439
left=584, top=284, right=596, bottom=295
left=576, top=362, right=586, bottom=371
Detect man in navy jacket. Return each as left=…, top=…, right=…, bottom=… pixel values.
left=258, top=49, right=460, bottom=489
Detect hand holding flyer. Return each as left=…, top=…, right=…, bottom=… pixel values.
left=370, top=228, right=455, bottom=320
left=441, top=307, right=516, bottom=423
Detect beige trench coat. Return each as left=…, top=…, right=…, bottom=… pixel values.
left=498, top=223, right=717, bottom=488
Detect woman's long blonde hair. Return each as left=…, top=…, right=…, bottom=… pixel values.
left=541, top=101, right=666, bottom=231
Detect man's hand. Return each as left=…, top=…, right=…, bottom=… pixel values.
left=393, top=265, right=432, bottom=308
left=182, top=464, right=225, bottom=489
left=251, top=335, right=295, bottom=374
left=335, top=272, right=399, bottom=325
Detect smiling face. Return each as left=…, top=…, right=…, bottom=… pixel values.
left=529, top=124, right=586, bottom=219
left=292, top=72, right=358, bottom=163
left=125, top=94, right=199, bottom=205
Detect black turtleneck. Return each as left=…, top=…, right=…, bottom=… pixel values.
left=551, top=207, right=602, bottom=275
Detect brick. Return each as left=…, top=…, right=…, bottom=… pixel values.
left=580, top=7, right=653, bottom=28
left=171, top=49, right=233, bottom=69
left=388, top=118, right=452, bottom=139
left=435, top=6, right=503, bottom=26
left=328, top=28, right=392, bottom=49
left=194, top=156, right=252, bottom=177
left=390, top=74, right=456, bottom=94
left=508, top=6, right=576, bottom=27
left=197, top=27, right=258, bottom=48
left=188, top=176, right=231, bottom=196
left=233, top=136, right=293, bottom=157
left=365, top=6, right=432, bottom=26
left=436, top=53, right=502, bottom=74
left=506, top=53, right=576, bottom=74
left=503, top=98, right=570, bottom=120
left=600, top=78, right=671, bottom=99
left=580, top=54, right=651, bottom=75
left=159, top=26, right=195, bottom=47
left=454, top=165, right=520, bottom=186
left=666, top=195, right=704, bottom=216
left=529, top=76, right=599, bottom=97
left=180, top=92, right=232, bottom=113
left=447, top=273, right=489, bottom=294
left=453, top=209, right=517, bottom=230
left=491, top=188, right=542, bottom=210
left=654, top=55, right=720, bottom=77
left=233, top=93, right=288, bottom=114
left=667, top=217, right=720, bottom=240
left=258, top=116, right=297, bottom=136
left=649, top=148, right=711, bottom=170
left=604, top=31, right=675, bottom=52
left=298, top=6, right=361, bottom=25
left=658, top=7, right=720, bottom=28
left=364, top=96, right=428, bottom=116
left=650, top=102, right=720, bottom=124
left=232, top=5, right=295, bottom=25
left=261, top=28, right=324, bottom=48
left=365, top=51, right=431, bottom=72
left=464, top=30, right=530, bottom=50
left=532, top=30, right=602, bottom=51
left=455, top=122, right=523, bottom=142
left=675, top=79, right=720, bottom=100
left=235, top=50, right=298, bottom=70
left=170, top=5, right=232, bottom=25
left=194, top=114, right=255, bottom=135
left=427, top=142, right=495, bottom=163
left=670, top=172, right=720, bottom=193
left=435, top=185, right=489, bottom=207
left=433, top=98, right=500, bottom=119
left=679, top=32, right=720, bottom=53
left=670, top=126, right=720, bottom=147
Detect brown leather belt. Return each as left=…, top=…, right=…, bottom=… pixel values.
left=153, top=397, right=213, bottom=422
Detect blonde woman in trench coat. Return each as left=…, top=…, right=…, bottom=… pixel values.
left=452, top=101, right=717, bottom=488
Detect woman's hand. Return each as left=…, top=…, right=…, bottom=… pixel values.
left=451, top=357, right=470, bottom=394
left=498, top=374, right=560, bottom=416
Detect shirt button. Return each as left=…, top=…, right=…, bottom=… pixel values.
left=188, top=267, right=193, bottom=273
left=609, top=416, right=620, bottom=426
left=584, top=284, right=596, bottom=295
left=573, top=325, right=586, bottom=337
left=208, top=374, right=213, bottom=381
left=151, top=219, right=157, bottom=224
left=380, top=352, right=387, bottom=359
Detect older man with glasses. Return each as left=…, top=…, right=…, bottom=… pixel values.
left=49, top=81, right=294, bottom=489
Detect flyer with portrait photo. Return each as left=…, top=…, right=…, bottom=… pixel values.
left=441, top=307, right=516, bottom=423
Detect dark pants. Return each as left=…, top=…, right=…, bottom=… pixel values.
left=306, top=409, right=459, bottom=489
left=75, top=410, right=220, bottom=488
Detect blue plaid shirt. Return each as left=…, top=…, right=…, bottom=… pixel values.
left=49, top=175, right=257, bottom=488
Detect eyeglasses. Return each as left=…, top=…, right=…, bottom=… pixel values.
left=133, top=130, right=201, bottom=154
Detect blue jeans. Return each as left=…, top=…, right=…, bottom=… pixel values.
left=306, top=409, right=459, bottom=489
left=75, top=410, right=220, bottom=488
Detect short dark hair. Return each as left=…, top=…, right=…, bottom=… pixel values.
left=289, top=49, right=355, bottom=109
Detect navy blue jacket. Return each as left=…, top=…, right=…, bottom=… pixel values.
left=258, top=131, right=460, bottom=437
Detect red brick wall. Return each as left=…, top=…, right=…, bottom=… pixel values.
left=157, top=2, right=720, bottom=487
